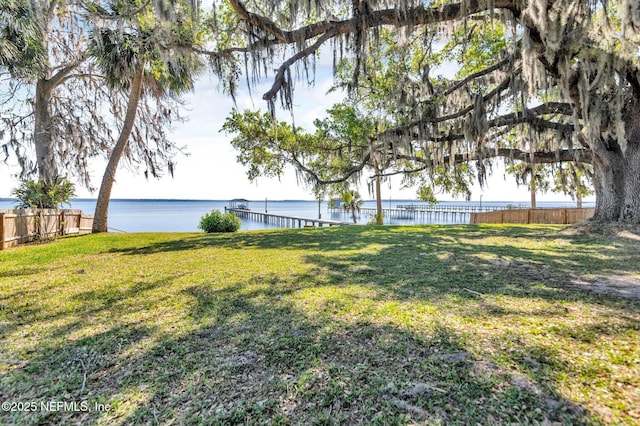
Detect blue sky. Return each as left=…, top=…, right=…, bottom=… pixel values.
left=0, top=55, right=591, bottom=203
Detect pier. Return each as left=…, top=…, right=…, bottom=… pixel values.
left=226, top=208, right=350, bottom=228
left=340, top=204, right=509, bottom=224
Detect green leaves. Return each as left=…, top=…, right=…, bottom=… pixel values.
left=199, top=209, right=242, bottom=232
left=222, top=109, right=295, bottom=181
left=89, top=29, right=142, bottom=90
left=416, top=185, right=438, bottom=204
left=0, top=0, right=46, bottom=78
left=438, top=21, right=508, bottom=79
left=222, top=103, right=380, bottom=196
left=88, top=0, right=203, bottom=96
left=12, top=176, right=76, bottom=209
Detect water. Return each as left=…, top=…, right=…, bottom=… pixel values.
left=0, top=198, right=592, bottom=232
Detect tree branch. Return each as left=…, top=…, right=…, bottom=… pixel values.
left=287, top=151, right=372, bottom=185
left=377, top=101, right=575, bottom=144
left=84, top=0, right=152, bottom=20
left=233, top=0, right=518, bottom=45
left=387, top=147, right=591, bottom=173
left=58, top=72, right=106, bottom=86
left=443, top=55, right=516, bottom=97
left=228, top=0, right=289, bottom=43
left=228, top=0, right=520, bottom=101
left=263, top=30, right=336, bottom=102
left=47, top=57, right=85, bottom=89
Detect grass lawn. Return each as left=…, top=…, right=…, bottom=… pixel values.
left=0, top=224, right=639, bottom=425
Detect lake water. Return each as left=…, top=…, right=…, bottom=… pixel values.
left=0, top=198, right=592, bottom=232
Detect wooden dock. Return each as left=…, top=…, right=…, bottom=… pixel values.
left=349, top=204, right=509, bottom=223
left=395, top=204, right=504, bottom=213
left=225, top=208, right=350, bottom=228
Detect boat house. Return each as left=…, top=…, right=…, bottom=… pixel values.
left=228, top=199, right=250, bottom=210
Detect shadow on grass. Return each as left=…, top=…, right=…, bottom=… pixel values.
left=106, top=226, right=380, bottom=256
left=0, top=267, right=49, bottom=279
left=1, top=273, right=596, bottom=425
left=107, top=224, right=638, bottom=278
left=2, top=225, right=639, bottom=424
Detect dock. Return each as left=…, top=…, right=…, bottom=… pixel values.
left=342, top=204, right=509, bottom=223
left=225, top=208, right=350, bottom=228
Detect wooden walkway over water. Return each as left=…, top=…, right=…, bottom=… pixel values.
left=225, top=208, right=350, bottom=228
left=352, top=204, right=509, bottom=223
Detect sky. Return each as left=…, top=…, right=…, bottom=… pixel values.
left=0, top=53, right=591, bottom=203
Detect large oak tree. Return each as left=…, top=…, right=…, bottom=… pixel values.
left=209, top=0, right=640, bottom=223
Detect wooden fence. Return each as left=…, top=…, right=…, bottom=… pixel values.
left=470, top=208, right=595, bottom=225
left=0, top=209, right=94, bottom=250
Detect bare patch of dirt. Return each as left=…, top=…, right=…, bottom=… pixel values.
left=570, top=275, right=640, bottom=300
left=558, top=222, right=640, bottom=300
left=560, top=221, right=640, bottom=239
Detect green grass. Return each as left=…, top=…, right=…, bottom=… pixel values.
left=0, top=225, right=638, bottom=425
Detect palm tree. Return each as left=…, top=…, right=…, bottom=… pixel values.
left=341, top=189, right=364, bottom=223
left=0, top=0, right=43, bottom=70
left=90, top=1, right=202, bottom=233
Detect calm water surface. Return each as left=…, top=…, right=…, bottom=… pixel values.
left=0, top=198, right=591, bottom=232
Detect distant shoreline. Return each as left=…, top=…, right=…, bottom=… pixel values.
left=0, top=198, right=596, bottom=231
left=0, top=197, right=594, bottom=204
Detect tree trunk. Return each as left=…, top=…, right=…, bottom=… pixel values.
left=529, top=164, right=537, bottom=209
left=621, top=112, right=640, bottom=223
left=34, top=79, right=57, bottom=183
left=591, top=144, right=626, bottom=222
left=588, top=100, right=640, bottom=224
left=374, top=172, right=383, bottom=225
left=530, top=184, right=536, bottom=209
left=92, top=67, right=144, bottom=233
left=621, top=150, right=640, bottom=223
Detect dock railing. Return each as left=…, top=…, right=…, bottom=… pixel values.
left=395, top=204, right=507, bottom=213
left=0, top=209, right=94, bottom=250
left=348, top=204, right=508, bottom=223
left=226, top=208, right=350, bottom=228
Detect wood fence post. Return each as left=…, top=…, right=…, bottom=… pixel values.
left=0, top=212, right=4, bottom=250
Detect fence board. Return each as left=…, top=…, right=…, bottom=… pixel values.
left=566, top=209, right=593, bottom=223
left=0, top=213, right=4, bottom=250
left=471, top=208, right=594, bottom=225
left=504, top=210, right=530, bottom=224
left=471, top=210, right=504, bottom=224
left=0, top=209, right=94, bottom=249
left=79, top=213, right=93, bottom=234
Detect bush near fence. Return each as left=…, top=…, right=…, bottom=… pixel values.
left=0, top=209, right=94, bottom=250
left=470, top=208, right=595, bottom=225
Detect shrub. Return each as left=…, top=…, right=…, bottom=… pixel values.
left=199, top=210, right=241, bottom=233
left=12, top=176, right=76, bottom=209
left=367, top=213, right=384, bottom=225
left=10, top=176, right=76, bottom=242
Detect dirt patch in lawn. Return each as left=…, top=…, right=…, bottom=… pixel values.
left=556, top=222, right=640, bottom=300
left=569, top=274, right=640, bottom=300
left=560, top=221, right=640, bottom=240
